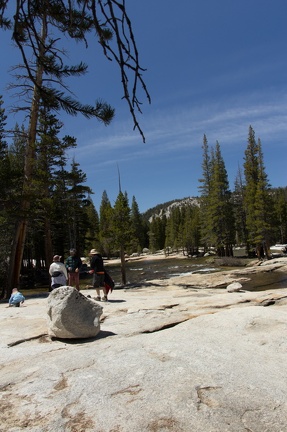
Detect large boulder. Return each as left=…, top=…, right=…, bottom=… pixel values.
left=47, top=286, right=103, bottom=339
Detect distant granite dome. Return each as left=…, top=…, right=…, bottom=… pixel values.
left=143, top=196, right=199, bottom=222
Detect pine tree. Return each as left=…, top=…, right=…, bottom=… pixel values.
left=0, top=123, right=27, bottom=297
left=149, top=215, right=166, bottom=252
left=198, top=137, right=235, bottom=256
left=171, top=207, right=182, bottom=252
left=1, top=0, right=150, bottom=136
left=112, top=191, right=132, bottom=284
left=0, top=96, right=7, bottom=155
left=182, top=204, right=201, bottom=255
left=159, top=215, right=167, bottom=251
left=0, top=97, right=10, bottom=296
left=64, top=159, right=93, bottom=255
left=84, top=197, right=100, bottom=255
left=34, top=108, right=76, bottom=267
left=148, top=216, right=157, bottom=253
left=130, top=196, right=146, bottom=253
left=243, top=126, right=273, bottom=258
left=99, top=190, right=114, bottom=257
left=208, top=141, right=235, bottom=256
left=198, top=134, right=212, bottom=250
left=273, top=188, right=287, bottom=244
left=1, top=0, right=150, bottom=293
left=0, top=97, right=9, bottom=208
left=233, top=166, right=248, bottom=248
left=50, top=155, right=92, bottom=260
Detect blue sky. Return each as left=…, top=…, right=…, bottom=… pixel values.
left=1, top=0, right=287, bottom=213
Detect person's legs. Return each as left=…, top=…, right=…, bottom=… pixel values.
left=68, top=272, right=79, bottom=290
left=92, top=273, right=101, bottom=300
left=68, top=272, right=74, bottom=287
left=93, top=274, right=106, bottom=300
left=101, top=285, right=107, bottom=301
left=98, top=274, right=107, bottom=300
left=74, top=272, right=80, bottom=291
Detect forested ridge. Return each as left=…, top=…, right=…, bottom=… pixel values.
left=145, top=129, right=287, bottom=260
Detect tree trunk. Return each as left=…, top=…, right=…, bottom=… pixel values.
left=263, top=241, right=271, bottom=260
left=44, top=217, right=53, bottom=269
left=120, top=244, right=126, bottom=285
left=7, top=220, right=27, bottom=292
left=6, top=19, right=47, bottom=297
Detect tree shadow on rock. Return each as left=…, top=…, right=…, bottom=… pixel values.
left=123, top=282, right=163, bottom=289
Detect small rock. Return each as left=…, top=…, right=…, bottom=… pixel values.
left=226, top=282, right=243, bottom=292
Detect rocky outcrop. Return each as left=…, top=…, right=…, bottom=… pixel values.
left=150, top=257, right=287, bottom=289
left=1, top=262, right=287, bottom=431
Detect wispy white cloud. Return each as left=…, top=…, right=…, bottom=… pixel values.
left=72, top=86, right=287, bottom=173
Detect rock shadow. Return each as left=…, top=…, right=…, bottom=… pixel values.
left=105, top=299, right=126, bottom=303
left=51, top=330, right=117, bottom=344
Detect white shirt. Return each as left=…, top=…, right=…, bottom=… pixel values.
left=49, top=261, right=68, bottom=279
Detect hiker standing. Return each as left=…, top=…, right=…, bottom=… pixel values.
left=65, top=249, right=82, bottom=291
left=49, top=255, right=68, bottom=291
left=89, top=249, right=107, bottom=302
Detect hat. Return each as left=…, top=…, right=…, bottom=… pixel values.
left=53, top=255, right=61, bottom=261
left=89, top=249, right=99, bottom=255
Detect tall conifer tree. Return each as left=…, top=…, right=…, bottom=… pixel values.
left=243, top=126, right=273, bottom=258
left=198, top=134, right=212, bottom=250
left=208, top=141, right=234, bottom=256
left=130, top=196, right=146, bottom=253
left=99, top=190, right=114, bottom=257
left=273, top=188, right=287, bottom=244
left=84, top=198, right=100, bottom=255
left=112, top=191, right=132, bottom=284
left=233, top=166, right=248, bottom=249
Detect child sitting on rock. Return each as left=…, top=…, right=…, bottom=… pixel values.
left=9, top=288, right=25, bottom=307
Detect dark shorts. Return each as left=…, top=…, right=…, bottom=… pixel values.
left=93, top=273, right=105, bottom=288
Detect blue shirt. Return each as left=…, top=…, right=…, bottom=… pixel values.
left=9, top=292, right=25, bottom=305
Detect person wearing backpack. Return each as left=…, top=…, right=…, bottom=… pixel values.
left=88, top=249, right=107, bottom=301
left=49, top=255, right=68, bottom=291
